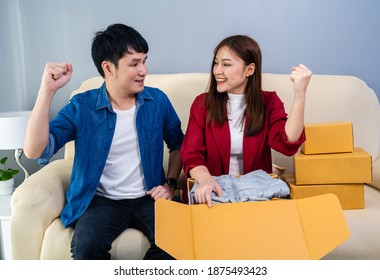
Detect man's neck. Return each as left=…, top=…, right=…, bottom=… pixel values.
left=108, top=92, right=136, bottom=110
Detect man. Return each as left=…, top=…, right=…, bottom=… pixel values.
left=24, top=23, right=184, bottom=259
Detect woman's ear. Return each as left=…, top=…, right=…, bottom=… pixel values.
left=246, top=63, right=256, bottom=77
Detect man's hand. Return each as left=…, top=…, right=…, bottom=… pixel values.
left=40, top=62, right=73, bottom=96
left=23, top=62, right=73, bottom=159
left=147, top=184, right=175, bottom=200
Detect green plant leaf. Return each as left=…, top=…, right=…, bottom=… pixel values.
left=0, top=156, right=20, bottom=179
left=9, top=169, right=20, bottom=176
left=0, top=156, right=8, bottom=165
left=0, top=174, right=12, bottom=181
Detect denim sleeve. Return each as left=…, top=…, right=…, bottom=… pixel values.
left=36, top=133, right=56, bottom=165
left=163, top=96, right=184, bottom=152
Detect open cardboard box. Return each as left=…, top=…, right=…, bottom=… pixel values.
left=156, top=177, right=350, bottom=260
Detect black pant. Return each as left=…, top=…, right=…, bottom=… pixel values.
left=70, top=195, right=174, bottom=260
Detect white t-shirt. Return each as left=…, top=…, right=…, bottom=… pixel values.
left=97, top=107, right=146, bottom=199
left=227, top=93, right=246, bottom=176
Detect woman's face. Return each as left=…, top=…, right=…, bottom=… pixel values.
left=213, top=46, right=254, bottom=94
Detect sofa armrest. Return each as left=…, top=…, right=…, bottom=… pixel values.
left=10, top=159, right=73, bottom=259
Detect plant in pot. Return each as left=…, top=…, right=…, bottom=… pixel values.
left=0, top=156, right=20, bottom=195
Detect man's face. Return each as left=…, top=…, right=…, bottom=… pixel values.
left=112, top=51, right=148, bottom=95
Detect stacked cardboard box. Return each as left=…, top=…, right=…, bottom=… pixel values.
left=284, top=122, right=372, bottom=210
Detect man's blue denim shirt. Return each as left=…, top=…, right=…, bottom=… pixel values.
left=37, top=82, right=184, bottom=227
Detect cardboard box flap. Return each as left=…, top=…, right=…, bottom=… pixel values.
left=190, top=200, right=310, bottom=260
left=155, top=200, right=195, bottom=259
left=156, top=194, right=350, bottom=260
left=295, top=194, right=350, bottom=259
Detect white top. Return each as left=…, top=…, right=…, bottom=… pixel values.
left=97, top=107, right=146, bottom=199
left=227, top=93, right=246, bottom=176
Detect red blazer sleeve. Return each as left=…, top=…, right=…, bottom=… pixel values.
left=264, top=91, right=306, bottom=156
left=180, top=94, right=209, bottom=177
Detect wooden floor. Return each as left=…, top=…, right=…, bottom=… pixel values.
left=322, top=185, right=380, bottom=260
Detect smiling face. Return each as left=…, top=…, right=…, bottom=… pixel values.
left=103, top=50, right=148, bottom=95
left=213, top=46, right=255, bottom=94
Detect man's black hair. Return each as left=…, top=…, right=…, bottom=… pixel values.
left=91, top=23, right=149, bottom=77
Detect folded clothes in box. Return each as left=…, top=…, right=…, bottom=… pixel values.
left=188, top=170, right=289, bottom=204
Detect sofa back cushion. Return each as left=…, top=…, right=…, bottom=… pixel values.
left=65, top=73, right=380, bottom=179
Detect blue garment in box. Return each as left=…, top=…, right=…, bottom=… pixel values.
left=189, top=170, right=290, bottom=204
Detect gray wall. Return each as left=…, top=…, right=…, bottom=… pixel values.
left=1, top=0, right=380, bottom=186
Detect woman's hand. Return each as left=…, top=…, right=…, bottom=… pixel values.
left=285, top=64, right=312, bottom=142
left=290, top=64, right=312, bottom=97
left=195, top=177, right=223, bottom=207
left=189, top=166, right=223, bottom=207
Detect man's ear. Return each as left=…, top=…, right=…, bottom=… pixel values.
left=101, top=61, right=113, bottom=77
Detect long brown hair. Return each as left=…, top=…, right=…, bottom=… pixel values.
left=206, top=35, right=264, bottom=136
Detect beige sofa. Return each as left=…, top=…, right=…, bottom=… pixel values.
left=11, top=73, right=380, bottom=259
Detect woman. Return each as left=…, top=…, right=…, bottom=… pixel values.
left=180, top=35, right=312, bottom=206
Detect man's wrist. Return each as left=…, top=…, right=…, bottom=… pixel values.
left=165, top=177, right=178, bottom=189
